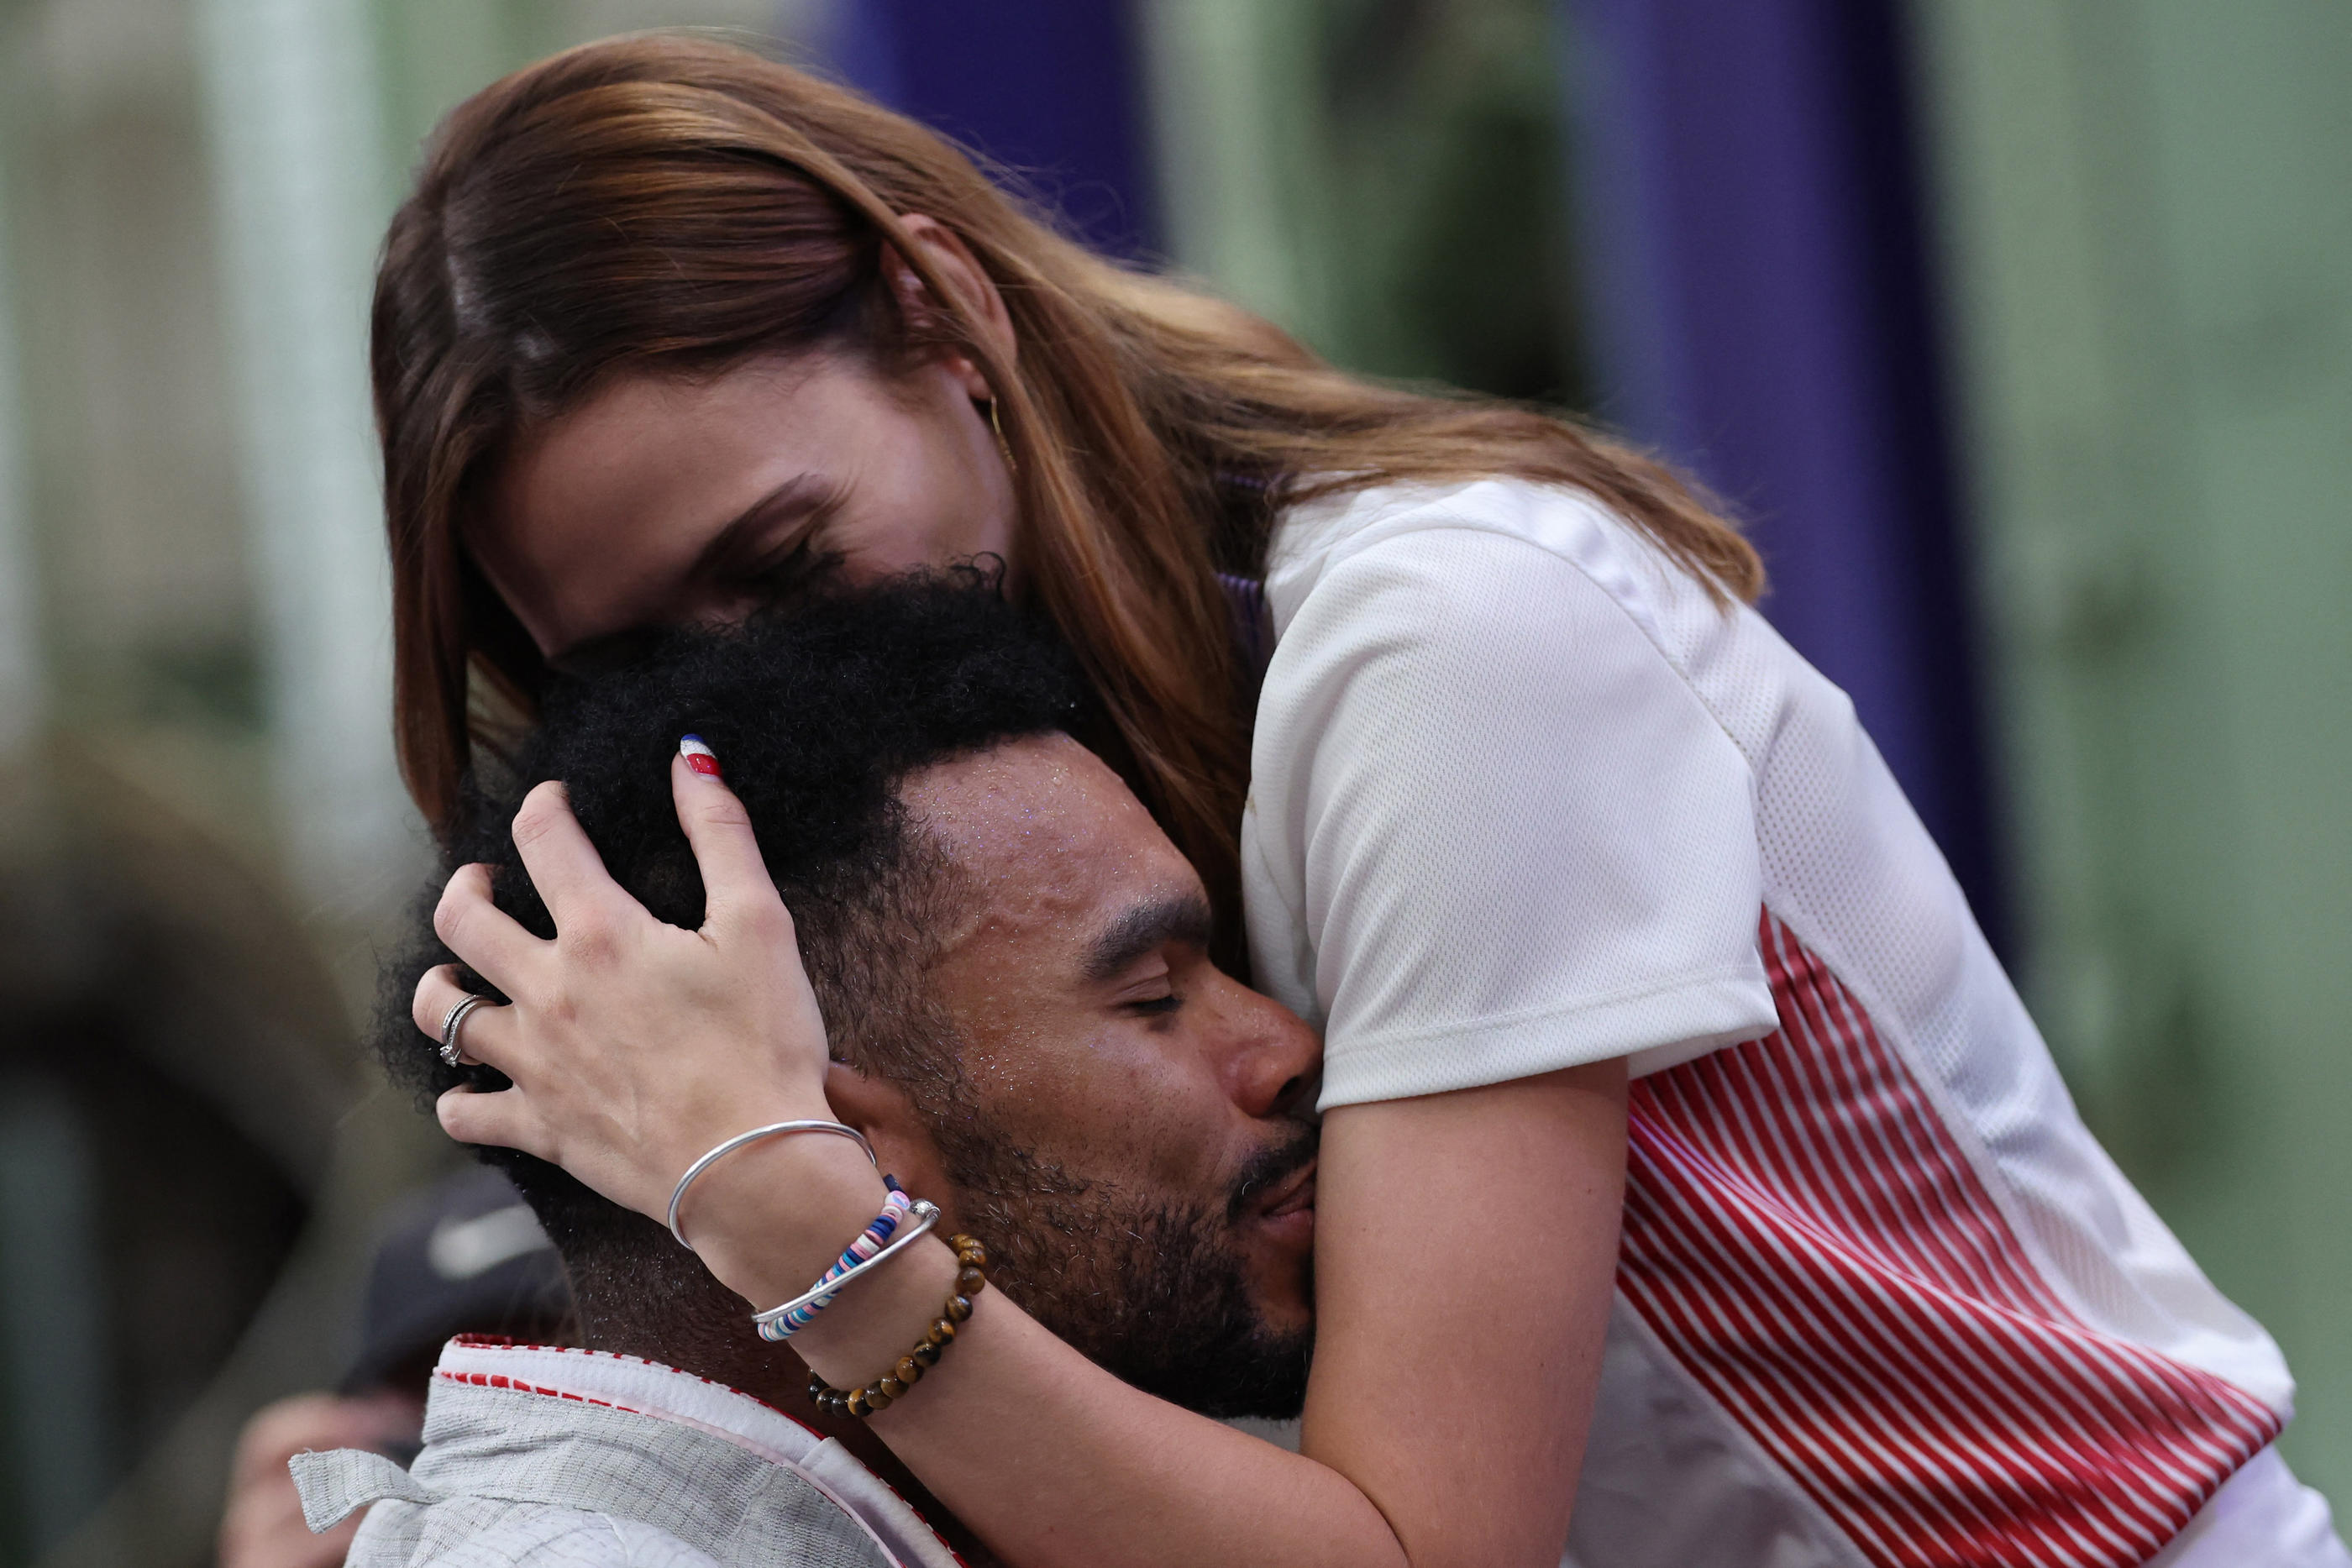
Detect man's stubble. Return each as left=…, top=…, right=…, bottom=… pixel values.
left=929, top=1107, right=1317, bottom=1422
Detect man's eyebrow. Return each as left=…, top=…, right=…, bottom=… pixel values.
left=1082, top=891, right=1215, bottom=983
left=681, top=474, right=843, bottom=587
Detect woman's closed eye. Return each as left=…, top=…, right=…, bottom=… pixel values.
left=681, top=473, right=853, bottom=616
left=732, top=535, right=842, bottom=603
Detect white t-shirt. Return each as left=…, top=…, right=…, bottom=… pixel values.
left=1241, top=480, right=2323, bottom=1568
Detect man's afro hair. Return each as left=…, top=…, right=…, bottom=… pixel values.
left=375, top=565, right=1093, bottom=1126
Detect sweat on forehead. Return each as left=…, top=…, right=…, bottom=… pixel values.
left=903, top=734, right=1172, bottom=878
left=900, top=736, right=1212, bottom=974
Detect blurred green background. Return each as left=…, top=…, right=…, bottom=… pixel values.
left=0, top=2, right=2344, bottom=1563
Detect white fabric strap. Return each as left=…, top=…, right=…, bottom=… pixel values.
left=289, top=1447, right=438, bottom=1533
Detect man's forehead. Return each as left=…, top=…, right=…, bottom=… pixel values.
left=898, top=734, right=1192, bottom=936
left=900, top=733, right=1158, bottom=868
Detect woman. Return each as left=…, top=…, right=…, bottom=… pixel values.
left=386, top=34, right=2337, bottom=1568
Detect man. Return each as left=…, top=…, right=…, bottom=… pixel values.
left=294, top=577, right=1321, bottom=1567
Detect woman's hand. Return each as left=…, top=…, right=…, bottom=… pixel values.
left=410, top=749, right=837, bottom=1225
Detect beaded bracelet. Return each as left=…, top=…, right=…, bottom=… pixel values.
left=755, top=1188, right=916, bottom=1342
left=807, top=1232, right=989, bottom=1419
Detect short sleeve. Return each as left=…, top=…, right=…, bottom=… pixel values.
left=1242, top=520, right=1779, bottom=1109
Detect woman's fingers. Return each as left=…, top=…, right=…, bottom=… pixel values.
left=508, top=779, right=634, bottom=933
left=412, top=963, right=518, bottom=1072
left=396, top=739, right=836, bottom=1226
left=433, top=863, right=543, bottom=988
left=671, top=740, right=789, bottom=930
left=436, top=1082, right=542, bottom=1156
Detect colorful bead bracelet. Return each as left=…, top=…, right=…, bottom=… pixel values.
left=753, top=1188, right=928, bottom=1342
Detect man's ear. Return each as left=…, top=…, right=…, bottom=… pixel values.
left=824, top=1061, right=953, bottom=1217
left=881, top=213, right=1016, bottom=401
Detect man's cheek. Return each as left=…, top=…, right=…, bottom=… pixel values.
left=1084, top=1049, right=1220, bottom=1169
left=983, top=1021, right=1226, bottom=1183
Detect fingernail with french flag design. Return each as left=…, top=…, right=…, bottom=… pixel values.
left=680, top=735, right=723, bottom=779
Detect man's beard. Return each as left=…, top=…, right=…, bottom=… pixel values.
left=932, top=1115, right=1316, bottom=1421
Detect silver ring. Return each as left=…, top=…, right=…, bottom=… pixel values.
left=439, top=994, right=491, bottom=1068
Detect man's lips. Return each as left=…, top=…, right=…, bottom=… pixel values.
left=1253, top=1158, right=1317, bottom=1220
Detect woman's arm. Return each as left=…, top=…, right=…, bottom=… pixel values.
left=428, top=763, right=1625, bottom=1568
left=702, top=1067, right=1625, bottom=1568
left=1303, top=1071, right=1625, bottom=1566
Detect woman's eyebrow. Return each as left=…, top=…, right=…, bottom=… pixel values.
left=546, top=477, right=846, bottom=669
left=1081, top=891, right=1215, bottom=983
left=683, top=474, right=843, bottom=585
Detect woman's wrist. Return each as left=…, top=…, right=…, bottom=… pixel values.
left=699, top=1141, right=964, bottom=1387
left=676, top=1129, right=891, bottom=1306
left=784, top=1230, right=963, bottom=1388
left=664, top=1119, right=967, bottom=1397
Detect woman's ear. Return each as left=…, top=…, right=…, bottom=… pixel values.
left=882, top=213, right=1016, bottom=400
left=824, top=1060, right=952, bottom=1211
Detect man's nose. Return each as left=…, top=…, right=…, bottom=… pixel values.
left=1215, top=982, right=1323, bottom=1121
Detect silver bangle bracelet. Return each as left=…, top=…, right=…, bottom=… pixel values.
left=666, top=1120, right=877, bottom=1251
left=752, top=1199, right=942, bottom=1330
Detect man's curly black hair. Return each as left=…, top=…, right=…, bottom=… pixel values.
left=375, top=569, right=1089, bottom=1327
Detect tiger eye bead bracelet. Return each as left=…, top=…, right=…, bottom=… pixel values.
left=807, top=1232, right=989, bottom=1419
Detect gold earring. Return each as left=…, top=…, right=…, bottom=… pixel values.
left=985, top=396, right=1017, bottom=475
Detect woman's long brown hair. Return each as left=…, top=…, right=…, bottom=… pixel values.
left=375, top=33, right=1760, bottom=936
